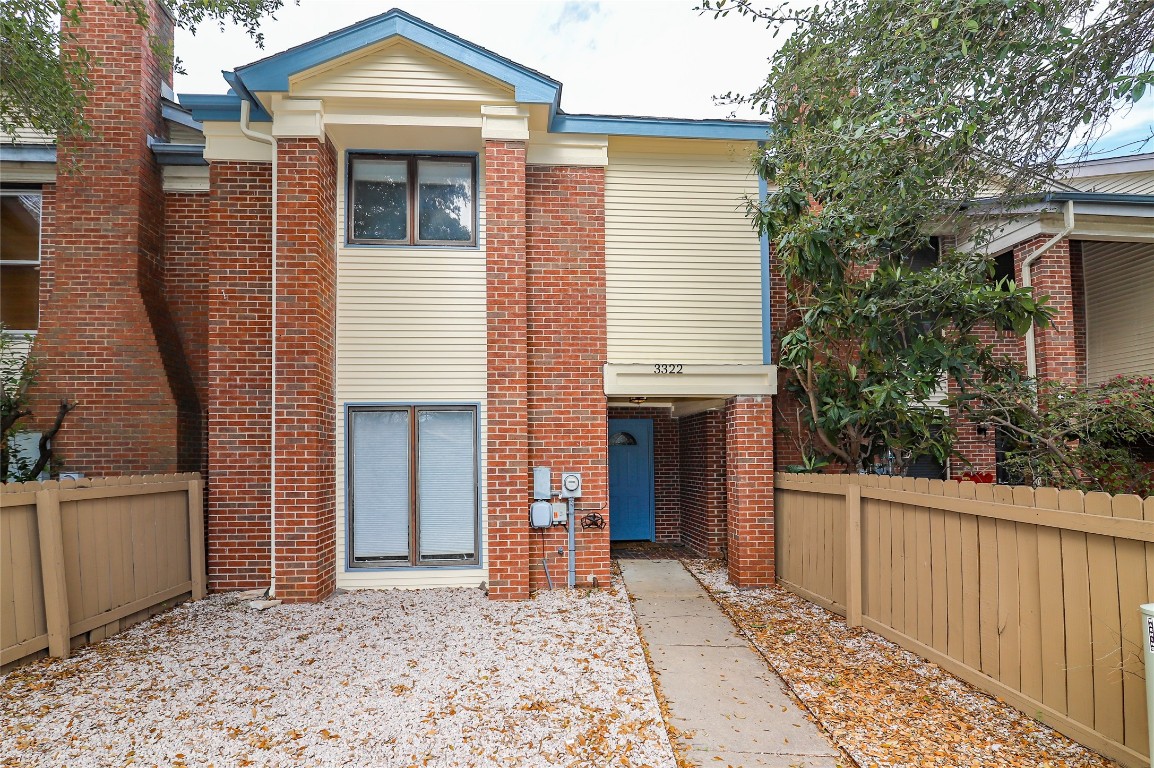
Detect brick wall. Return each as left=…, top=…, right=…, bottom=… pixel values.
left=527, top=166, right=610, bottom=590
left=206, top=162, right=272, bottom=591
left=28, top=0, right=200, bottom=475
left=725, top=396, right=775, bottom=586
left=165, top=192, right=212, bottom=476
left=606, top=405, right=680, bottom=543
left=679, top=409, right=727, bottom=557
left=485, top=140, right=531, bottom=600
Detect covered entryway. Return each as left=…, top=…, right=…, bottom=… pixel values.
left=608, top=418, right=655, bottom=541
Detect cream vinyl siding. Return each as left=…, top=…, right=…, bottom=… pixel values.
left=1072, top=170, right=1154, bottom=195
left=605, top=137, right=763, bottom=364
left=292, top=40, right=513, bottom=103
left=1082, top=241, right=1154, bottom=384
left=334, top=140, right=488, bottom=590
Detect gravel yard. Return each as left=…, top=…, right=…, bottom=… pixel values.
left=0, top=580, right=675, bottom=768
left=683, top=559, right=1116, bottom=768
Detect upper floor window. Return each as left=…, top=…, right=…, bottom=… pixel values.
left=348, top=154, right=476, bottom=247
left=1, top=190, right=41, bottom=332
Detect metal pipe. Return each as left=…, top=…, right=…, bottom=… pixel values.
left=567, top=497, right=576, bottom=588
left=238, top=100, right=278, bottom=599
left=1021, top=200, right=1074, bottom=379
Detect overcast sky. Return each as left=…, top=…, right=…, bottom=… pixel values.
left=173, top=0, right=1152, bottom=157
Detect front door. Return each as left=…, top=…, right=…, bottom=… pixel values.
left=608, top=418, right=654, bottom=541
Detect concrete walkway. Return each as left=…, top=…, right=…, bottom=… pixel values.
left=620, top=559, right=842, bottom=768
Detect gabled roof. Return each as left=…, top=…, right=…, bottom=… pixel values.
left=180, top=7, right=771, bottom=141
left=234, top=8, right=561, bottom=105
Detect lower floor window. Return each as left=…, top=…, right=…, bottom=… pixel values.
left=349, top=405, right=479, bottom=567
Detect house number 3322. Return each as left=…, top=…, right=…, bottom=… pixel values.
left=653, top=364, right=683, bottom=374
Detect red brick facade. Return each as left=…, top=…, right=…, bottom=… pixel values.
left=206, top=162, right=273, bottom=592
left=725, top=397, right=776, bottom=586
left=679, top=409, right=727, bottom=558
left=28, top=0, right=201, bottom=476
left=527, top=166, right=610, bottom=590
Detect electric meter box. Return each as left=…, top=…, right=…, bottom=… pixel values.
left=533, top=466, right=552, bottom=500
left=530, top=500, right=552, bottom=528
left=560, top=472, right=583, bottom=498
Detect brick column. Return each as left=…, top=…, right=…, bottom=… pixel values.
left=725, top=396, right=775, bottom=587
left=272, top=137, right=338, bottom=603
left=207, top=162, right=273, bottom=592
left=486, top=139, right=531, bottom=600
left=1019, top=235, right=1081, bottom=384
left=527, top=165, right=609, bottom=590
left=29, top=0, right=201, bottom=475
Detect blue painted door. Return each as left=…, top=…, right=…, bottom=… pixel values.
left=608, top=418, right=654, bottom=541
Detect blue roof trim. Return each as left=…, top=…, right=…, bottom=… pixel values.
left=151, top=142, right=207, bottom=166
left=551, top=113, right=771, bottom=140
left=161, top=102, right=203, bottom=133
left=234, top=8, right=561, bottom=104
left=179, top=93, right=271, bottom=123
left=0, top=145, right=57, bottom=163
left=1044, top=191, right=1154, bottom=205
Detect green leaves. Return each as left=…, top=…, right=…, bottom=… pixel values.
left=713, top=0, right=1152, bottom=475
left=1, top=0, right=286, bottom=144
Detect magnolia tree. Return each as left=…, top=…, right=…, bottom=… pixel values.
left=1, top=0, right=288, bottom=143
left=704, top=0, right=1154, bottom=483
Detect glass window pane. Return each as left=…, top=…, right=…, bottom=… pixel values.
left=352, top=159, right=408, bottom=241
left=350, top=409, right=410, bottom=563
left=0, top=266, right=39, bottom=331
left=1, top=195, right=41, bottom=263
left=417, top=160, right=473, bottom=242
left=417, top=409, right=476, bottom=561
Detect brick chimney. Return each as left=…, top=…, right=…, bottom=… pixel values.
left=28, top=0, right=202, bottom=475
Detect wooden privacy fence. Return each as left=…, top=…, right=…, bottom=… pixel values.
left=775, top=473, right=1154, bottom=768
left=1, top=473, right=205, bottom=668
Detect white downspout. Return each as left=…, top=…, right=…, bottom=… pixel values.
left=239, top=99, right=278, bottom=599
left=1021, top=200, right=1074, bottom=379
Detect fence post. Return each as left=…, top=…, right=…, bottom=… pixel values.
left=846, top=482, right=863, bottom=627
left=35, top=488, right=71, bottom=659
left=187, top=477, right=206, bottom=600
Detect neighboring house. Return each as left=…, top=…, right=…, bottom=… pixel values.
left=1, top=2, right=776, bottom=602
left=769, top=152, right=1154, bottom=481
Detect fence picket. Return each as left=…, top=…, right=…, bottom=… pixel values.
left=1112, top=494, right=1149, bottom=755
left=1034, top=485, right=1069, bottom=717
left=1085, top=492, right=1124, bottom=744
left=775, top=474, right=1149, bottom=767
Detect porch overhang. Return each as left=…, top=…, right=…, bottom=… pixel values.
left=603, top=363, right=777, bottom=398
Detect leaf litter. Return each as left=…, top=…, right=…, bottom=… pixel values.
left=0, top=578, right=675, bottom=767
left=682, top=559, right=1118, bottom=768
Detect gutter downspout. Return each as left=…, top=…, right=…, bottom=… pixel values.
left=1021, top=200, right=1074, bottom=380
left=239, top=99, right=278, bottom=599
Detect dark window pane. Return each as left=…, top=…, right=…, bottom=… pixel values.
left=352, top=159, right=408, bottom=241
left=417, top=160, right=473, bottom=242
left=0, top=265, right=39, bottom=330
left=1, top=195, right=41, bottom=262
left=906, top=236, right=940, bottom=272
